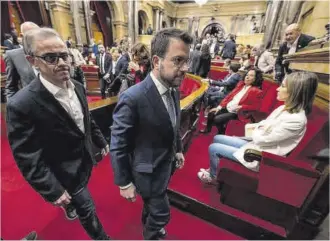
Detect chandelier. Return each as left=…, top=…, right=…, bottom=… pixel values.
left=195, top=0, right=208, bottom=6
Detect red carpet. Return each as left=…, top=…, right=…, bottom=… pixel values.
left=1, top=114, right=241, bottom=239
left=169, top=112, right=287, bottom=237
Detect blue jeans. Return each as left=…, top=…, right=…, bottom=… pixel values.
left=209, top=135, right=248, bottom=177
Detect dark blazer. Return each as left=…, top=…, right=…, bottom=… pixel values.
left=220, top=39, right=236, bottom=59
left=275, top=34, right=315, bottom=82
left=110, top=74, right=182, bottom=198
left=5, top=48, right=36, bottom=100
left=6, top=78, right=107, bottom=203
left=4, top=39, right=15, bottom=51
left=220, top=81, right=263, bottom=111
left=115, top=54, right=130, bottom=77
left=189, top=50, right=201, bottom=74
left=196, top=54, right=211, bottom=78
left=96, top=53, right=113, bottom=75
left=212, top=72, right=241, bottom=94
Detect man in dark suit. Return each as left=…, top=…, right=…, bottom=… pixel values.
left=5, top=22, right=40, bottom=100
left=6, top=28, right=110, bottom=240
left=188, top=43, right=201, bottom=74
left=219, top=34, right=236, bottom=59
left=96, top=44, right=112, bottom=99
left=110, top=28, right=193, bottom=240
left=275, top=23, right=315, bottom=82
left=3, top=33, right=15, bottom=51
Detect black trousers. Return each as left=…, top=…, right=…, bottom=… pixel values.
left=205, top=108, right=237, bottom=133
left=69, top=187, right=108, bottom=240
left=142, top=193, right=170, bottom=240
left=99, top=73, right=108, bottom=98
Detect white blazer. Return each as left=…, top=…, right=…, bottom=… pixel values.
left=233, top=105, right=307, bottom=171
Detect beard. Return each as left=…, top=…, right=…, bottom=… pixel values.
left=159, top=63, right=185, bottom=88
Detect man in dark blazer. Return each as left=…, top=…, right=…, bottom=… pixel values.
left=110, top=28, right=193, bottom=240
left=5, top=22, right=40, bottom=100
left=275, top=23, right=315, bottom=82
left=219, top=34, right=236, bottom=59
left=96, top=44, right=112, bottom=99
left=6, top=28, right=110, bottom=240
left=188, top=43, right=201, bottom=74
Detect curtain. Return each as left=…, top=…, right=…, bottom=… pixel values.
left=15, top=1, right=44, bottom=26
left=1, top=1, right=11, bottom=44
left=92, top=1, right=113, bottom=47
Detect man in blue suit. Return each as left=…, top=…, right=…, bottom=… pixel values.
left=110, top=28, right=193, bottom=240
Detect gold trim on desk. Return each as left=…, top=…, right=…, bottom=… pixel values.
left=210, top=66, right=228, bottom=72
left=180, top=73, right=208, bottom=110
left=289, top=62, right=329, bottom=75
left=87, top=73, right=208, bottom=112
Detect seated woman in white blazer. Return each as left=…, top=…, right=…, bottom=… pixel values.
left=198, top=71, right=319, bottom=184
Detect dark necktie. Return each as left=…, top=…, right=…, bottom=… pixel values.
left=165, top=89, right=176, bottom=127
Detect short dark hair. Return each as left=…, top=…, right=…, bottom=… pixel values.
left=151, top=28, right=193, bottom=60
left=229, top=63, right=241, bottom=73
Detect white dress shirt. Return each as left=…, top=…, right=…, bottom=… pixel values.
left=40, top=75, right=85, bottom=133
left=233, top=105, right=307, bottom=171
left=99, top=53, right=106, bottom=74
left=287, top=35, right=301, bottom=54
left=226, top=85, right=250, bottom=113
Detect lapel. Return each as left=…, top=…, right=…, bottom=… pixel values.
left=239, top=86, right=252, bottom=104
left=29, top=78, right=85, bottom=135
left=144, top=75, right=174, bottom=134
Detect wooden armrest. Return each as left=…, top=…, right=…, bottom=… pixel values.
left=261, top=152, right=319, bottom=176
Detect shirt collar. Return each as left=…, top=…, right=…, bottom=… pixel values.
left=40, top=74, right=75, bottom=97
left=287, top=34, right=300, bottom=48
left=150, top=72, right=170, bottom=96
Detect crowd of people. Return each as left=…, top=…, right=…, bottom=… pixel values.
left=1, top=18, right=320, bottom=240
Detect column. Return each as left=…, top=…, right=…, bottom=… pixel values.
left=263, top=0, right=283, bottom=48
left=155, top=8, right=160, bottom=31
left=83, top=0, right=93, bottom=42
left=128, top=0, right=134, bottom=40
left=70, top=0, right=82, bottom=45
left=230, top=16, right=237, bottom=33
left=172, top=17, right=177, bottom=27
left=159, top=10, right=164, bottom=29
left=134, top=0, right=139, bottom=43
left=187, top=17, right=193, bottom=34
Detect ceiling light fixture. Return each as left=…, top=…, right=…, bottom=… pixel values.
left=195, top=0, right=208, bottom=6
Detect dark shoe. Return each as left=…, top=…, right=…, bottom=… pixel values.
left=158, top=228, right=167, bottom=239
left=199, top=129, right=210, bottom=134
left=62, top=205, right=78, bottom=221
left=21, top=231, right=37, bottom=240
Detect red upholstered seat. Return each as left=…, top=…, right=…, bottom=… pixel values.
left=179, top=75, right=201, bottom=97
left=208, top=69, right=228, bottom=80
left=217, top=105, right=329, bottom=208
left=237, top=80, right=283, bottom=123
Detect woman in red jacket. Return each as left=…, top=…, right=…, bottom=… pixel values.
left=200, top=68, right=263, bottom=134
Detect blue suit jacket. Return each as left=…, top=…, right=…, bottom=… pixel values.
left=110, top=74, right=182, bottom=197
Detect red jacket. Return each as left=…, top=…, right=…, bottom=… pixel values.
left=220, top=81, right=263, bottom=111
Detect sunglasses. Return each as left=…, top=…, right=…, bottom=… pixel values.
left=34, top=53, right=72, bottom=65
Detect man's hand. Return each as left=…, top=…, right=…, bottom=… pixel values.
left=120, top=184, right=136, bottom=202
left=210, top=106, right=221, bottom=114
left=101, top=145, right=109, bottom=157
left=201, top=78, right=210, bottom=83
left=175, top=152, right=185, bottom=169
left=103, top=73, right=110, bottom=80
left=53, top=190, right=71, bottom=206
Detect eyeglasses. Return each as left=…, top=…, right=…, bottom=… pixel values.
left=33, top=53, right=72, bottom=65
left=171, top=56, right=190, bottom=70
